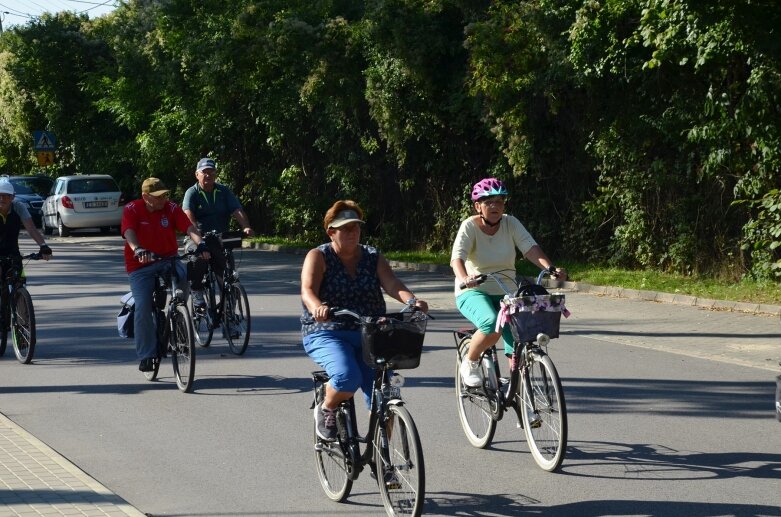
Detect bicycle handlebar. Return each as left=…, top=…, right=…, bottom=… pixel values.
left=326, top=304, right=430, bottom=322
left=458, top=274, right=488, bottom=290
left=458, top=266, right=560, bottom=293
left=147, top=249, right=199, bottom=261
left=0, top=252, right=43, bottom=262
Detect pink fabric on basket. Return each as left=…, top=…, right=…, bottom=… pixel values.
left=495, top=297, right=570, bottom=334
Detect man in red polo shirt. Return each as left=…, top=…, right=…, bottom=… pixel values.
left=121, top=177, right=209, bottom=372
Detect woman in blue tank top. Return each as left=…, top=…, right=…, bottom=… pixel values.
left=301, top=200, right=428, bottom=441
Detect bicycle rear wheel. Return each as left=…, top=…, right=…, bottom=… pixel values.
left=375, top=404, right=425, bottom=516
left=455, top=335, right=497, bottom=448
left=520, top=351, right=567, bottom=471
left=192, top=276, right=216, bottom=347
left=313, top=383, right=352, bottom=501
left=223, top=282, right=250, bottom=355
left=144, top=310, right=165, bottom=381
left=171, top=304, right=196, bottom=393
left=11, top=287, right=35, bottom=364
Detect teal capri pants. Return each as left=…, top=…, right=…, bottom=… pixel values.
left=456, top=289, right=515, bottom=356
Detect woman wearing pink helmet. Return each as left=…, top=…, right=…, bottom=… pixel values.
left=451, top=177, right=566, bottom=387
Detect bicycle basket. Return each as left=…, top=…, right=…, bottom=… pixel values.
left=220, top=231, right=244, bottom=250
left=361, top=312, right=426, bottom=369
left=503, top=293, right=565, bottom=342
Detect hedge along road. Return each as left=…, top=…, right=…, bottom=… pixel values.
left=0, top=233, right=779, bottom=516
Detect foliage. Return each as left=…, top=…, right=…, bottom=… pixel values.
left=0, top=0, right=779, bottom=284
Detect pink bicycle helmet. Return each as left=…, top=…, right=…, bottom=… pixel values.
left=471, top=177, right=508, bottom=201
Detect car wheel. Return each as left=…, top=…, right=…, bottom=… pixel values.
left=57, top=217, right=71, bottom=237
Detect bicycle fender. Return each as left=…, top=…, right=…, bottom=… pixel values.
left=387, top=399, right=404, bottom=407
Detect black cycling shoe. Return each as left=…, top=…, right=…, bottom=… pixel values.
left=138, top=358, right=155, bottom=372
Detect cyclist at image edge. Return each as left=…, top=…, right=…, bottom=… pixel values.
left=451, top=177, right=567, bottom=387
left=301, top=200, right=429, bottom=441
left=0, top=180, right=52, bottom=266
left=122, top=177, right=210, bottom=372
left=182, top=158, right=254, bottom=312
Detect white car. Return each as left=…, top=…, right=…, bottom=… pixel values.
left=42, top=175, right=125, bottom=237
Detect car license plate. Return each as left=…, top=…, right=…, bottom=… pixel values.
left=84, top=201, right=108, bottom=208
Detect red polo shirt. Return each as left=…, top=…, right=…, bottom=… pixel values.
left=121, top=199, right=192, bottom=273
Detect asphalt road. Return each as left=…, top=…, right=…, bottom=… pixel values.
left=0, top=234, right=779, bottom=516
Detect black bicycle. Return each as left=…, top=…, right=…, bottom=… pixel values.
left=454, top=268, right=568, bottom=471
left=190, top=230, right=250, bottom=355
left=312, top=305, right=428, bottom=516
left=143, top=253, right=196, bottom=393
left=0, top=253, right=43, bottom=364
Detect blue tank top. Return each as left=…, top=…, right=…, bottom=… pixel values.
left=301, top=243, right=386, bottom=336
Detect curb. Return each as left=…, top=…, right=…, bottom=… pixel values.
left=244, top=241, right=781, bottom=317
left=550, top=280, right=781, bottom=317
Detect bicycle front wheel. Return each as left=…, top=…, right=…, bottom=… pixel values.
left=170, top=304, right=196, bottom=393
left=11, top=287, right=35, bottom=364
left=375, top=404, right=425, bottom=516
left=223, top=282, right=250, bottom=355
left=455, top=335, right=497, bottom=448
left=520, top=351, right=567, bottom=471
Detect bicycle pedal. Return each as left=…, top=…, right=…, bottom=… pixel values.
left=384, top=474, right=402, bottom=490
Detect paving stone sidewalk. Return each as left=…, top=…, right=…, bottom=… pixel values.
left=0, top=413, right=144, bottom=517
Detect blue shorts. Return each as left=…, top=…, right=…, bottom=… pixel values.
left=456, top=289, right=515, bottom=355
left=303, top=330, right=374, bottom=408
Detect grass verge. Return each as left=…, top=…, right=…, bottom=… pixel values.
left=249, top=237, right=781, bottom=305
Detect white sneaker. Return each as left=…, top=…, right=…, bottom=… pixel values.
left=460, top=358, right=483, bottom=387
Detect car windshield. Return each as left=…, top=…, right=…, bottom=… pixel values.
left=66, top=178, right=118, bottom=194
left=9, top=177, right=51, bottom=196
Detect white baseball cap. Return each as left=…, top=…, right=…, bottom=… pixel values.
left=0, top=181, right=15, bottom=195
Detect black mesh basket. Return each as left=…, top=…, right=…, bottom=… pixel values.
left=361, top=313, right=426, bottom=369
left=220, top=231, right=244, bottom=249
left=504, top=294, right=565, bottom=343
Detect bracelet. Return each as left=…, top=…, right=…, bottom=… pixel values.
left=406, top=297, right=418, bottom=305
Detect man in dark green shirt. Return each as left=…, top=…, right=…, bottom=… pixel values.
left=182, top=158, right=254, bottom=310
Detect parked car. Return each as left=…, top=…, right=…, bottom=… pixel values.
left=2, top=175, right=54, bottom=228
left=42, top=175, right=124, bottom=237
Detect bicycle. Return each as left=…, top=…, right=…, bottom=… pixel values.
left=311, top=305, right=428, bottom=516
left=142, top=252, right=197, bottom=393
left=0, top=253, right=43, bottom=364
left=189, top=230, right=250, bottom=355
left=454, top=267, right=569, bottom=471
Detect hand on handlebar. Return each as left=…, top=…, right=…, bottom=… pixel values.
left=548, top=266, right=568, bottom=281
left=195, top=241, right=211, bottom=261
left=312, top=303, right=331, bottom=322
left=39, top=244, right=52, bottom=261
left=134, top=246, right=153, bottom=264
left=410, top=299, right=429, bottom=313
left=458, top=274, right=487, bottom=290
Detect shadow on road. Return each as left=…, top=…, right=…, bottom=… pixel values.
left=425, top=490, right=781, bottom=516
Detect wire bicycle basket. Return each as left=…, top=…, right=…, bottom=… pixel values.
left=501, top=293, right=566, bottom=343
left=361, top=312, right=427, bottom=369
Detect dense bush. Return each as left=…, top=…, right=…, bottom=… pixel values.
left=0, top=0, right=778, bottom=280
